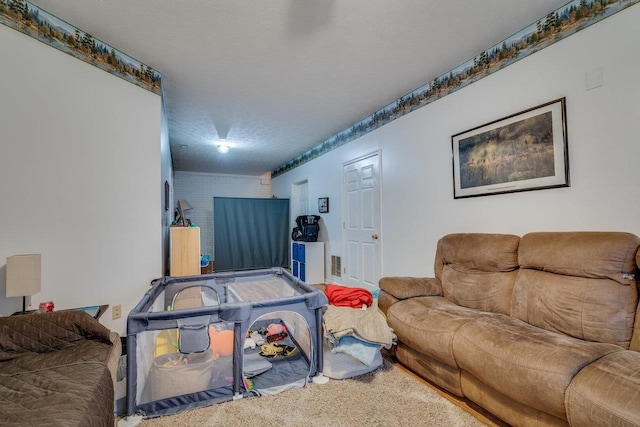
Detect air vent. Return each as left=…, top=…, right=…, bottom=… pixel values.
left=331, top=255, right=342, bottom=278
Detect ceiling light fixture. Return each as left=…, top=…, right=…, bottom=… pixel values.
left=217, top=143, right=230, bottom=154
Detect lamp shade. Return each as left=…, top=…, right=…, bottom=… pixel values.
left=178, top=199, right=193, bottom=210
left=6, top=254, right=41, bottom=298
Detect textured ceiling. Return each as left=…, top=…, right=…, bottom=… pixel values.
left=28, top=0, right=569, bottom=176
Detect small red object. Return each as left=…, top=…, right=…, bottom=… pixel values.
left=39, top=301, right=54, bottom=313
left=265, top=323, right=288, bottom=342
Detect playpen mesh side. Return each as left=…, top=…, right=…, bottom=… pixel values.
left=134, top=313, right=314, bottom=406
left=128, top=269, right=327, bottom=417
left=135, top=321, right=236, bottom=405
left=135, top=284, right=236, bottom=405
left=246, top=311, right=313, bottom=395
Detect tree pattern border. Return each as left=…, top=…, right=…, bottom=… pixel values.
left=272, top=0, right=639, bottom=178
left=0, top=0, right=161, bottom=95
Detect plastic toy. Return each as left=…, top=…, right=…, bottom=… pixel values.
left=258, top=343, right=297, bottom=358
left=209, top=327, right=234, bottom=358
left=265, top=323, right=288, bottom=343
left=243, top=337, right=256, bottom=350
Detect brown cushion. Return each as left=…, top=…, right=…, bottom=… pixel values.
left=566, top=351, right=640, bottom=427
left=0, top=340, right=115, bottom=426
left=461, top=371, right=569, bottom=427
left=386, top=296, right=489, bottom=368
left=518, top=232, right=640, bottom=283
left=437, top=233, right=521, bottom=274
left=512, top=269, right=637, bottom=348
left=513, top=232, right=640, bottom=348
left=437, top=233, right=520, bottom=315
left=377, top=290, right=398, bottom=315
left=0, top=311, right=113, bottom=360
left=453, top=315, right=621, bottom=420
left=441, top=267, right=518, bottom=315
left=396, top=344, right=464, bottom=396
left=378, top=276, right=442, bottom=300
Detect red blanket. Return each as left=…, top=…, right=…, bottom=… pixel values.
left=325, top=284, right=373, bottom=308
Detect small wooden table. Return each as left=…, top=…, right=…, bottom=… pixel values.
left=71, top=305, right=109, bottom=319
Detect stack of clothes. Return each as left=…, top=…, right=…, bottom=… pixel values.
left=322, top=284, right=396, bottom=379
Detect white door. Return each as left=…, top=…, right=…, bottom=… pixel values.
left=342, top=152, right=381, bottom=289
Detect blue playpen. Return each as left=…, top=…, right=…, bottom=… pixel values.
left=123, top=268, right=327, bottom=420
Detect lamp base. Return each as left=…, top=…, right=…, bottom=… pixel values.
left=11, top=296, right=35, bottom=315
left=11, top=310, right=37, bottom=316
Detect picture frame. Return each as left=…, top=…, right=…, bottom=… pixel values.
left=164, top=181, right=170, bottom=211
left=318, top=197, right=329, bottom=213
left=452, top=97, right=569, bottom=199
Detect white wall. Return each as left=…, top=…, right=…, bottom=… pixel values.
left=272, top=6, right=640, bottom=282
left=173, top=171, right=272, bottom=260
left=161, top=102, right=174, bottom=276
left=0, top=24, right=162, bottom=333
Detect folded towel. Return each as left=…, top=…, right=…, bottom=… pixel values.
left=329, top=335, right=381, bottom=366
left=323, top=304, right=396, bottom=348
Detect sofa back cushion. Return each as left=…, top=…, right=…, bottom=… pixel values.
left=0, top=311, right=113, bottom=361
left=512, top=232, right=640, bottom=348
left=436, top=233, right=520, bottom=315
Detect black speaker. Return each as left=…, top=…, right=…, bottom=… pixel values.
left=291, top=215, right=321, bottom=242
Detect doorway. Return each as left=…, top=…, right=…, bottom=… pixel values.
left=342, top=151, right=382, bottom=289
left=291, top=180, right=309, bottom=222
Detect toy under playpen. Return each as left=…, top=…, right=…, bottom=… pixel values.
left=124, top=268, right=327, bottom=419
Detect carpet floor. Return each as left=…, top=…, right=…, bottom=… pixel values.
left=137, top=358, right=484, bottom=427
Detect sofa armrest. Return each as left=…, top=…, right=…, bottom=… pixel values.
left=378, top=276, right=442, bottom=300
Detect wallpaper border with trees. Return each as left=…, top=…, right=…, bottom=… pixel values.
left=0, top=0, right=161, bottom=95
left=272, top=0, right=639, bottom=177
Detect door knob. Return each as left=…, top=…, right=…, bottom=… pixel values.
left=372, top=234, right=379, bottom=240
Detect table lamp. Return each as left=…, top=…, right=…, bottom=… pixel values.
left=176, top=199, right=193, bottom=227
left=6, top=254, right=41, bottom=314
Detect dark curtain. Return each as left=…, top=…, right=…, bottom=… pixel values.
left=213, top=197, right=290, bottom=271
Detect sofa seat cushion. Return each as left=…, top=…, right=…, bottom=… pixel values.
left=566, top=350, right=640, bottom=427
left=453, top=315, right=621, bottom=420
left=0, top=343, right=115, bottom=426
left=0, top=312, right=117, bottom=426
left=386, top=296, right=491, bottom=368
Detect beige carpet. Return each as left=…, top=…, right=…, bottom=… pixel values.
left=138, top=359, right=484, bottom=427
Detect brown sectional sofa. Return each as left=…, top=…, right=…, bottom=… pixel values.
left=378, top=232, right=640, bottom=427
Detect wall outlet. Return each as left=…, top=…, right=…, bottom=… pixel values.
left=112, top=304, right=122, bottom=320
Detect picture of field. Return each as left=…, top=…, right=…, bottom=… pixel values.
left=458, top=112, right=555, bottom=189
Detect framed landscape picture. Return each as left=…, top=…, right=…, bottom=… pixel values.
left=452, top=98, right=569, bottom=199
